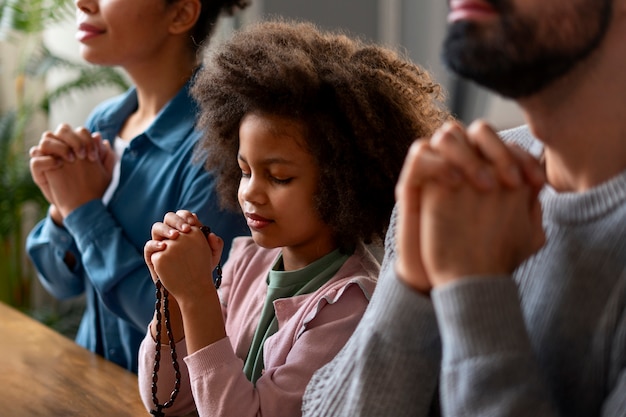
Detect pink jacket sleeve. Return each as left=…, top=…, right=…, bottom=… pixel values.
left=138, top=331, right=197, bottom=416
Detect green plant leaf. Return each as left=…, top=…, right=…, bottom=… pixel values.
left=0, top=0, right=73, bottom=38
left=22, top=46, right=131, bottom=110
left=0, top=0, right=127, bottom=310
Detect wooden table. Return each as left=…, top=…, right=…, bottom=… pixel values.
left=0, top=301, right=148, bottom=416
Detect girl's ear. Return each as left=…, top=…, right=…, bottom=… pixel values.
left=169, top=0, right=202, bottom=35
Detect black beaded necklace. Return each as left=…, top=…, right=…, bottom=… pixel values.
left=150, top=225, right=222, bottom=417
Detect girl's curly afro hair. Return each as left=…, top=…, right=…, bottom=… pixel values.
left=192, top=19, right=451, bottom=252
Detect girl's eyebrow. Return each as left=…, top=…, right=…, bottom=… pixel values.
left=237, top=153, right=297, bottom=166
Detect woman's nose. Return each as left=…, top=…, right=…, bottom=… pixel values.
left=75, top=0, right=97, bottom=14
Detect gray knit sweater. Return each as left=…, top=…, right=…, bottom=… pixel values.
left=302, top=126, right=626, bottom=417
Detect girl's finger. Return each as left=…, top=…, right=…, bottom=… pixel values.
left=174, top=209, right=198, bottom=225
left=208, top=233, right=224, bottom=270
left=144, top=240, right=167, bottom=257
left=151, top=221, right=180, bottom=240
left=164, top=211, right=192, bottom=232
left=143, top=240, right=166, bottom=283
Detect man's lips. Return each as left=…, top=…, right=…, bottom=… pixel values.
left=76, top=23, right=105, bottom=42
left=448, top=0, right=498, bottom=22
left=245, top=213, right=273, bottom=229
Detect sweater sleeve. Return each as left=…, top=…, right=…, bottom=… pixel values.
left=432, top=277, right=560, bottom=417
left=603, top=301, right=626, bottom=417
left=302, top=266, right=441, bottom=417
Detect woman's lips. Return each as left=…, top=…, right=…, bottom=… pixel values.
left=245, top=213, right=273, bottom=230
left=76, top=23, right=105, bottom=42
left=448, top=0, right=498, bottom=23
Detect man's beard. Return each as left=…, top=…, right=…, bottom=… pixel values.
left=442, top=0, right=612, bottom=99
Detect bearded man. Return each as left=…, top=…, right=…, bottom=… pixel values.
left=301, top=0, right=626, bottom=416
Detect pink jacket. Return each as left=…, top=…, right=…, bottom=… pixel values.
left=138, top=237, right=378, bottom=416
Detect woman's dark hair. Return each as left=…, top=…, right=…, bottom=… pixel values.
left=167, top=0, right=250, bottom=51
left=192, top=19, right=450, bottom=251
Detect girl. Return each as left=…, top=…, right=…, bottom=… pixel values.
left=139, top=20, right=449, bottom=416
left=26, top=0, right=249, bottom=372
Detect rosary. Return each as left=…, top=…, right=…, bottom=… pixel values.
left=150, top=225, right=222, bottom=417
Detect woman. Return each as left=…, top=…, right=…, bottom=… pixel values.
left=26, top=0, right=249, bottom=372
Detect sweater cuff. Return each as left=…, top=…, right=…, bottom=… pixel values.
left=432, top=277, right=532, bottom=364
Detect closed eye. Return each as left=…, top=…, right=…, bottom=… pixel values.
left=271, top=176, right=293, bottom=185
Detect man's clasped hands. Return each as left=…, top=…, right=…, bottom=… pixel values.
left=395, top=120, right=546, bottom=295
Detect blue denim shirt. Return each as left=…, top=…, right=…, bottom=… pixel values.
left=26, top=79, right=248, bottom=372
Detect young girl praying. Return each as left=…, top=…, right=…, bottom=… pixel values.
left=138, top=19, right=449, bottom=417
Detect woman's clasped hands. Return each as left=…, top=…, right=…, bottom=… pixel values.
left=395, top=120, right=547, bottom=294
left=29, top=123, right=115, bottom=224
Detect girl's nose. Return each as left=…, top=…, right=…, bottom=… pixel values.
left=239, top=175, right=266, bottom=206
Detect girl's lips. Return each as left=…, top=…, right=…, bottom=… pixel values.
left=76, top=23, right=105, bottom=42
left=448, top=0, right=497, bottom=23
left=245, top=213, right=273, bottom=230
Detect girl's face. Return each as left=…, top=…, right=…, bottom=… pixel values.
left=237, top=112, right=336, bottom=271
left=74, top=0, right=176, bottom=67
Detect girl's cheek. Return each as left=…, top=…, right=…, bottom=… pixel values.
left=237, top=190, right=245, bottom=209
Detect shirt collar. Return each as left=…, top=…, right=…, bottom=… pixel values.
left=94, top=75, right=199, bottom=153
left=142, top=78, right=199, bottom=153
